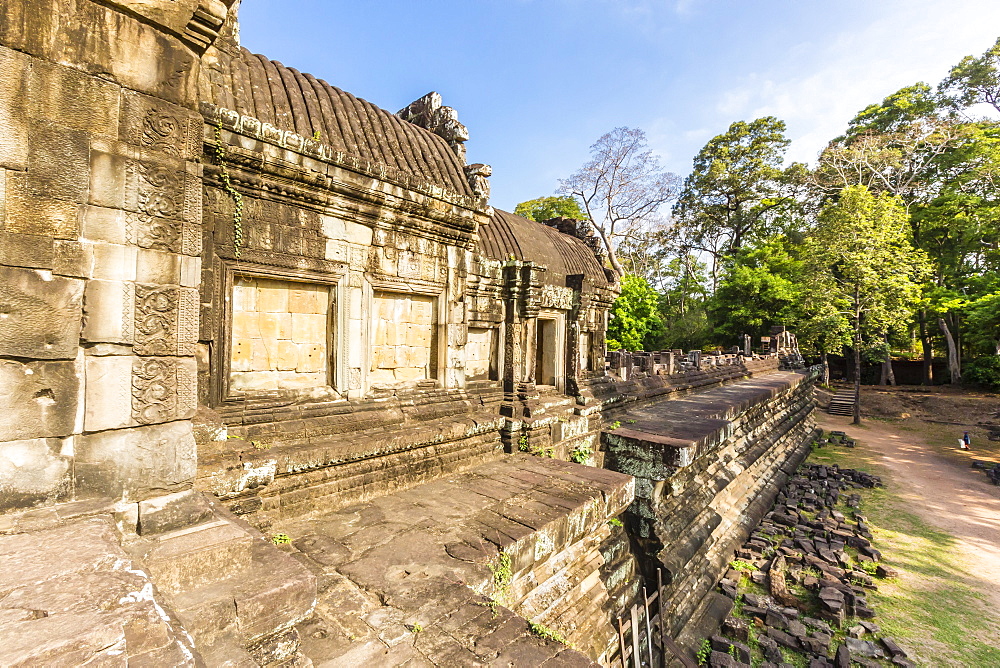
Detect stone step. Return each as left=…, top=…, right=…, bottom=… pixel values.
left=168, top=538, right=316, bottom=664
left=134, top=519, right=254, bottom=596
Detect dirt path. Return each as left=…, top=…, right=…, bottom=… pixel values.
left=816, top=413, right=1000, bottom=612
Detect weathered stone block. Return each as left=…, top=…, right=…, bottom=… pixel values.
left=84, top=354, right=134, bottom=432
left=0, top=266, right=83, bottom=358
left=291, top=312, right=326, bottom=343
left=81, top=205, right=128, bottom=244
left=88, top=146, right=129, bottom=209
left=180, top=255, right=201, bottom=287
left=88, top=241, right=138, bottom=281
left=137, top=489, right=213, bottom=535
left=4, top=170, right=80, bottom=239
left=0, top=437, right=71, bottom=510
left=132, top=356, right=198, bottom=425
left=120, top=90, right=201, bottom=160
left=276, top=340, right=298, bottom=371
left=28, top=58, right=121, bottom=137
left=76, top=420, right=197, bottom=500
left=0, top=46, right=29, bottom=171
left=82, top=279, right=134, bottom=344
left=88, top=351, right=190, bottom=427
left=53, top=240, right=89, bottom=278
left=0, top=230, right=55, bottom=269
left=0, top=358, right=80, bottom=442
left=27, top=120, right=90, bottom=202
left=136, top=247, right=180, bottom=284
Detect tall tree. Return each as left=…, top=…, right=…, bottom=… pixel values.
left=709, top=237, right=802, bottom=344
left=513, top=195, right=586, bottom=222
left=559, top=127, right=680, bottom=280
left=674, top=117, right=807, bottom=288
left=816, top=78, right=1000, bottom=382
left=940, top=36, right=1000, bottom=114
left=801, top=186, right=927, bottom=424
left=606, top=274, right=663, bottom=351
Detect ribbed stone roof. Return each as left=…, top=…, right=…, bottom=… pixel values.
left=479, top=209, right=610, bottom=287
left=205, top=47, right=473, bottom=196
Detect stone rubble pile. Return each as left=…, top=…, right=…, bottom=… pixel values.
left=704, top=432, right=914, bottom=668
left=971, top=459, right=1000, bottom=486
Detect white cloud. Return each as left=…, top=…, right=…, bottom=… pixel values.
left=701, top=0, right=1000, bottom=166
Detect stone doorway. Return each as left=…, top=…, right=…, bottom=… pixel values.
left=535, top=316, right=563, bottom=389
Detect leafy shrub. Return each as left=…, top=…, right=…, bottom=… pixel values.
left=964, top=356, right=1000, bottom=391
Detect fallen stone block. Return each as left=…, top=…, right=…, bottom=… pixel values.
left=881, top=636, right=907, bottom=658
left=844, top=637, right=884, bottom=659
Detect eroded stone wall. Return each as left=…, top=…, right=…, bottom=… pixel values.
left=602, top=368, right=820, bottom=644
left=0, top=0, right=230, bottom=512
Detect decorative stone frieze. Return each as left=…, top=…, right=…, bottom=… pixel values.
left=540, top=283, right=575, bottom=310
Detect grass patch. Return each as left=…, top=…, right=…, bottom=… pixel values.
left=807, top=438, right=1000, bottom=667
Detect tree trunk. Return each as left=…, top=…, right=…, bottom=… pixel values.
left=821, top=351, right=830, bottom=385
left=953, top=312, right=962, bottom=361
left=591, top=222, right=624, bottom=280
left=883, top=348, right=896, bottom=386
left=880, top=334, right=895, bottom=386
left=853, top=288, right=862, bottom=425
left=919, top=310, right=933, bottom=385
left=938, top=317, right=962, bottom=384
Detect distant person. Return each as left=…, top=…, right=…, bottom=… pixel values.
left=963, top=431, right=972, bottom=450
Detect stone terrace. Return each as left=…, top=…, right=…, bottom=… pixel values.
left=606, top=371, right=811, bottom=469
left=275, top=455, right=635, bottom=665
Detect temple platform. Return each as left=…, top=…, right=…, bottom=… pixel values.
left=275, top=454, right=636, bottom=665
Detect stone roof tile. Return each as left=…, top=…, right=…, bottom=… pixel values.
left=480, top=209, right=610, bottom=288
left=207, top=47, right=472, bottom=196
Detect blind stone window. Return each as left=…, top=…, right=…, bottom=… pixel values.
left=230, top=277, right=330, bottom=392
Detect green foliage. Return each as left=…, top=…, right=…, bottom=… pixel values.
left=410, top=622, right=423, bottom=633
left=270, top=533, right=290, bottom=545
left=569, top=445, right=593, bottom=464
left=490, top=552, right=512, bottom=603
left=710, top=237, right=802, bottom=342
left=963, top=356, right=1000, bottom=390
left=858, top=559, right=879, bottom=576
left=843, top=82, right=940, bottom=138
left=729, top=559, right=756, bottom=572
left=212, top=120, right=245, bottom=258
left=528, top=622, right=567, bottom=644
left=607, top=518, right=623, bottom=528
left=607, top=421, right=622, bottom=430
left=801, top=186, right=928, bottom=359
left=697, top=638, right=712, bottom=665
left=607, top=274, right=662, bottom=350
left=940, top=36, right=1000, bottom=113
left=514, top=195, right=586, bottom=222
left=675, top=116, right=806, bottom=262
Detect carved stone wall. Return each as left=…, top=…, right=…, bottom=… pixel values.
left=0, top=0, right=228, bottom=512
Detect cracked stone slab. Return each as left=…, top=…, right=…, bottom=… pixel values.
left=0, top=516, right=197, bottom=666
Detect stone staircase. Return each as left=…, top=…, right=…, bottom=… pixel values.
left=122, top=490, right=316, bottom=666
left=828, top=388, right=857, bottom=416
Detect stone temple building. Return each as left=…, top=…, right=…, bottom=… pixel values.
left=0, top=1, right=819, bottom=665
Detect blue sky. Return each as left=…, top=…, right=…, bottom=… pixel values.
left=237, top=0, right=1000, bottom=211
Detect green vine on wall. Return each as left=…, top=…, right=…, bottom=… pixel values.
left=213, top=120, right=245, bottom=258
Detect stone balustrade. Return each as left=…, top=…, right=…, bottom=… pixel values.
left=607, top=349, right=778, bottom=381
